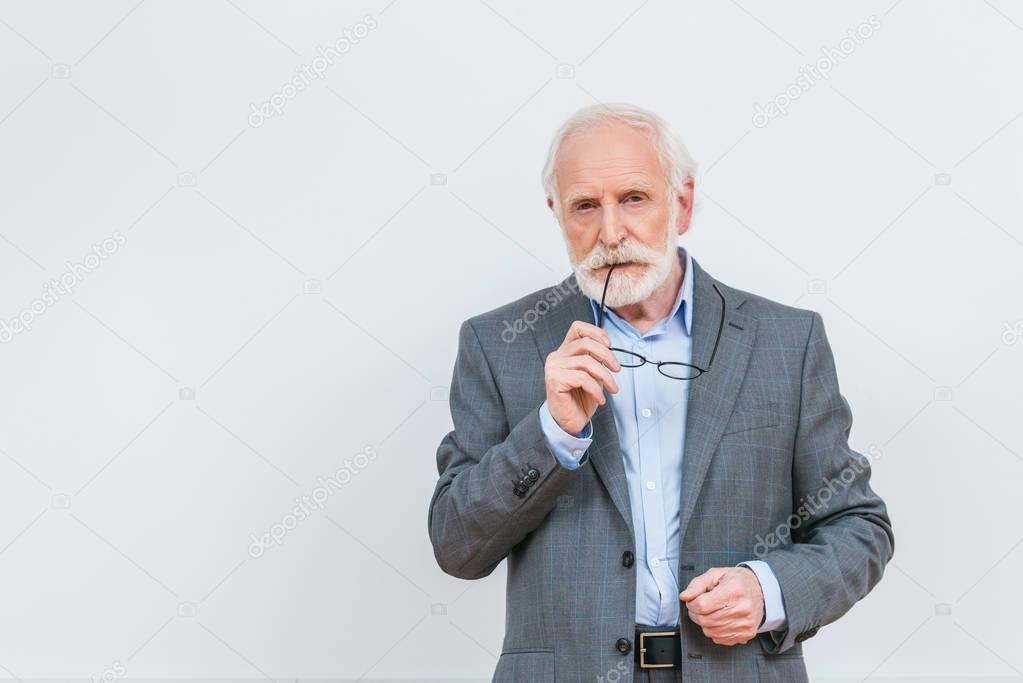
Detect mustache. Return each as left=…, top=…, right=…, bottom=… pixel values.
left=582, top=243, right=661, bottom=270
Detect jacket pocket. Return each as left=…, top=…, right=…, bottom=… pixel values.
left=721, top=407, right=781, bottom=436
left=755, top=653, right=808, bottom=683
left=492, top=649, right=555, bottom=682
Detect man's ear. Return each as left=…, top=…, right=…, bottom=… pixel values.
left=546, top=196, right=554, bottom=211
left=676, top=177, right=695, bottom=235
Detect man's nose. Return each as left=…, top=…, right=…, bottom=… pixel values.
left=598, top=203, right=626, bottom=247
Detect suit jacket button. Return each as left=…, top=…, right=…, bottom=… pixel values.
left=622, top=551, right=634, bottom=568
left=615, top=638, right=631, bottom=655
left=796, top=626, right=818, bottom=642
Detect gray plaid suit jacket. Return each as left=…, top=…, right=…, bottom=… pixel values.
left=428, top=255, right=894, bottom=682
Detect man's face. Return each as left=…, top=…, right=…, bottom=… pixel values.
left=548, top=121, right=693, bottom=307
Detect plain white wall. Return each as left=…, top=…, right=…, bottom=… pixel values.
left=1, top=1, right=1021, bottom=681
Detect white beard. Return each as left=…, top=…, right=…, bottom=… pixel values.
left=567, top=212, right=680, bottom=308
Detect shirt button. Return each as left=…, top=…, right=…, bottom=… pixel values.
left=572, top=449, right=583, bottom=458
left=650, top=558, right=661, bottom=567
left=636, top=340, right=646, bottom=349
left=641, top=408, right=652, bottom=418
left=646, top=481, right=656, bottom=490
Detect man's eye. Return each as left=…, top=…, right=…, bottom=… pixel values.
left=626, top=195, right=643, bottom=202
left=577, top=202, right=594, bottom=210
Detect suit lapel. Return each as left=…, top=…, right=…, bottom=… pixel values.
left=532, top=256, right=758, bottom=547
left=679, top=258, right=758, bottom=547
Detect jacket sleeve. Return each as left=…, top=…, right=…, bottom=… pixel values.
left=757, top=311, right=895, bottom=654
left=428, top=319, right=584, bottom=579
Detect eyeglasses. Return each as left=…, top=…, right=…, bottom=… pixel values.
left=596, top=262, right=725, bottom=380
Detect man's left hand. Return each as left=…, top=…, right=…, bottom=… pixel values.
left=679, top=567, right=764, bottom=646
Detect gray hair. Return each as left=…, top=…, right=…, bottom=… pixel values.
left=541, top=103, right=698, bottom=222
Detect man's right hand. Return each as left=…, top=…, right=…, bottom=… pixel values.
left=544, top=321, right=620, bottom=435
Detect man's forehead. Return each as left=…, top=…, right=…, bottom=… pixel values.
left=556, top=124, right=663, bottom=191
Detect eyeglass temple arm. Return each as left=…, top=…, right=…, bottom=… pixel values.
left=597, top=263, right=618, bottom=329
left=707, top=283, right=726, bottom=369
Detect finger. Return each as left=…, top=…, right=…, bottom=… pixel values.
left=564, top=320, right=611, bottom=348
left=686, top=585, right=733, bottom=617
left=562, top=337, right=621, bottom=372
left=546, top=361, right=606, bottom=405
left=679, top=567, right=727, bottom=602
left=559, top=369, right=606, bottom=406
left=562, top=354, right=619, bottom=394
left=695, top=596, right=755, bottom=631
left=709, top=632, right=745, bottom=646
left=691, top=603, right=736, bottom=628
left=705, top=626, right=752, bottom=646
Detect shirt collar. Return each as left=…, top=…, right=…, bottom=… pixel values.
left=588, top=246, right=694, bottom=336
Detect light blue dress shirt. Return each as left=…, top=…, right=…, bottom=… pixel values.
left=538, top=249, right=786, bottom=631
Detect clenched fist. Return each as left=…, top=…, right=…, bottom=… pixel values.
left=544, top=320, right=620, bottom=435
left=679, top=567, right=765, bottom=646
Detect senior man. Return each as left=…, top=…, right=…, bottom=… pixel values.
left=428, top=103, right=893, bottom=682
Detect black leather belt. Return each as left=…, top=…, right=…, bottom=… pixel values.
left=634, top=626, right=681, bottom=669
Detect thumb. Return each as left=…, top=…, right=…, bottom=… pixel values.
left=679, top=567, right=726, bottom=602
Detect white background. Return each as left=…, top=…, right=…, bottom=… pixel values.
left=1, top=1, right=1022, bottom=681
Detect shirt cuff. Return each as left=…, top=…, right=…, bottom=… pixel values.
left=538, top=400, right=593, bottom=470
left=737, top=560, right=787, bottom=633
